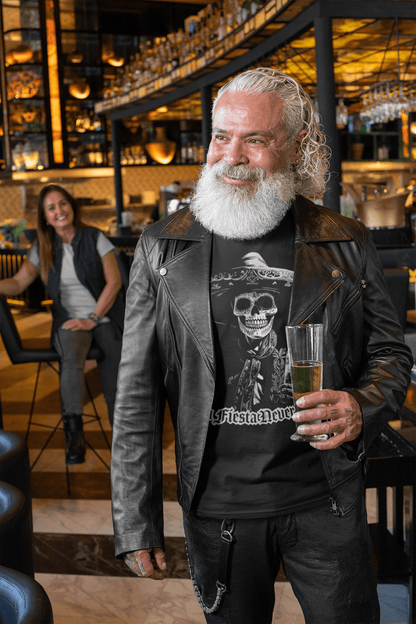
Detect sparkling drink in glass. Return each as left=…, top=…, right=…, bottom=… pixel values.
left=285, top=324, right=329, bottom=442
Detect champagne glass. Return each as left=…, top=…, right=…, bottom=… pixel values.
left=285, top=324, right=329, bottom=443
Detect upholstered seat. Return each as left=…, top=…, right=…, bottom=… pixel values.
left=0, top=430, right=31, bottom=506
left=0, top=481, right=34, bottom=577
left=0, top=565, right=54, bottom=623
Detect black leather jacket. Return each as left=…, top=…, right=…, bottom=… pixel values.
left=111, top=196, right=412, bottom=557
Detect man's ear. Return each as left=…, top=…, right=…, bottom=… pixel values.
left=291, top=129, right=307, bottom=164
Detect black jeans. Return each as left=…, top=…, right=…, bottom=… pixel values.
left=183, top=498, right=380, bottom=624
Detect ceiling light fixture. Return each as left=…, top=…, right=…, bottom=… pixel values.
left=108, top=55, right=125, bottom=67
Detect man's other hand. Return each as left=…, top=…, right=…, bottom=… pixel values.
left=124, top=548, right=166, bottom=580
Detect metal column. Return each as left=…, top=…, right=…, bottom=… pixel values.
left=111, top=119, right=124, bottom=226
left=314, top=15, right=341, bottom=213
left=201, top=84, right=212, bottom=161
left=0, top=6, right=11, bottom=169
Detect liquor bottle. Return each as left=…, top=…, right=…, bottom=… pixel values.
left=94, top=144, right=104, bottom=165
left=251, top=0, right=261, bottom=14
left=187, top=138, right=194, bottom=163
left=192, top=141, right=198, bottom=162
left=217, top=12, right=227, bottom=41
left=241, top=0, right=251, bottom=20
left=207, top=3, right=219, bottom=45
left=181, top=136, right=188, bottom=163
left=66, top=107, right=74, bottom=133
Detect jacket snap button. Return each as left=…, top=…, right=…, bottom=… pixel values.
left=331, top=269, right=341, bottom=278
left=159, top=267, right=167, bottom=276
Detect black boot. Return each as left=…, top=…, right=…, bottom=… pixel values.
left=63, top=415, right=85, bottom=464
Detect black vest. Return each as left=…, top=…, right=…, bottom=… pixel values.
left=46, top=227, right=124, bottom=338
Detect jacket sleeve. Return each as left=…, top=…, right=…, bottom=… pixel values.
left=343, top=230, right=413, bottom=458
left=111, top=232, right=166, bottom=558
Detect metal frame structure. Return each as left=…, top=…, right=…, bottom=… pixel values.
left=108, top=0, right=415, bottom=218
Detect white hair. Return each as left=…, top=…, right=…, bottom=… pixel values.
left=212, top=67, right=330, bottom=198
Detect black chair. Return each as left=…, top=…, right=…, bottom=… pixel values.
left=0, top=481, right=34, bottom=578
left=366, top=422, right=416, bottom=623
left=0, top=430, right=32, bottom=518
left=0, top=565, right=54, bottom=623
left=0, top=297, right=110, bottom=485
left=114, top=249, right=130, bottom=292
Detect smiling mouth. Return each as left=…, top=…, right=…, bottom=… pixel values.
left=224, top=175, right=252, bottom=183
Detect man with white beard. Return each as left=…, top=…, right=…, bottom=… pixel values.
left=111, top=68, right=412, bottom=624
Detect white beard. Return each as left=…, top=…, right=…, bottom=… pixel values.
left=190, top=163, right=296, bottom=240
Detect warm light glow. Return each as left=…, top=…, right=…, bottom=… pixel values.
left=101, top=44, right=114, bottom=62
left=144, top=146, right=176, bottom=164
left=69, top=77, right=91, bottom=99
left=401, top=110, right=409, bottom=159
left=145, top=127, right=176, bottom=164
left=5, top=52, right=15, bottom=66
left=6, top=299, right=25, bottom=307
left=12, top=44, right=33, bottom=63
left=68, top=49, right=83, bottom=63
left=45, top=0, right=63, bottom=163
left=7, top=70, right=41, bottom=99
left=410, top=122, right=416, bottom=135
left=22, top=148, right=39, bottom=170
left=107, top=55, right=125, bottom=67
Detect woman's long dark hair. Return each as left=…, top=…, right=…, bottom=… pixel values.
left=36, top=184, right=86, bottom=282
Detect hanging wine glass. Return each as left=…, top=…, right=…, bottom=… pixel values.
left=360, top=93, right=371, bottom=125
left=336, top=98, right=348, bottom=128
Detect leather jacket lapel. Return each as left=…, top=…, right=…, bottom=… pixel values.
left=288, top=239, right=345, bottom=325
left=159, top=231, right=215, bottom=372
left=288, top=197, right=350, bottom=325
left=156, top=198, right=352, bottom=360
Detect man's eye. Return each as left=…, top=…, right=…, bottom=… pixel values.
left=247, top=138, right=263, bottom=144
left=213, top=134, right=227, bottom=141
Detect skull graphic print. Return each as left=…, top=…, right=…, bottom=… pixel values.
left=210, top=251, right=294, bottom=417
left=233, top=291, right=278, bottom=340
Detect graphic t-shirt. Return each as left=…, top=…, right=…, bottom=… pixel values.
left=193, top=212, right=329, bottom=519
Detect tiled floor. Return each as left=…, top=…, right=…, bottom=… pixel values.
left=0, top=308, right=413, bottom=623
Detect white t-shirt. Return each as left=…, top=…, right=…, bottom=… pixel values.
left=28, top=231, right=114, bottom=322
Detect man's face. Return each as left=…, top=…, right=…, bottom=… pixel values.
left=207, top=91, right=298, bottom=186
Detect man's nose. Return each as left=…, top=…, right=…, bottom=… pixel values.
left=223, top=138, right=249, bottom=165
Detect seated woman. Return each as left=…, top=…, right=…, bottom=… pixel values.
left=0, top=185, right=124, bottom=464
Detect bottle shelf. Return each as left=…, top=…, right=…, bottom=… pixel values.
left=94, top=0, right=294, bottom=115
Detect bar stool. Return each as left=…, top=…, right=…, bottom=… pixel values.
left=0, top=296, right=111, bottom=493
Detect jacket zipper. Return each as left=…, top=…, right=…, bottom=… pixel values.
left=329, top=496, right=340, bottom=516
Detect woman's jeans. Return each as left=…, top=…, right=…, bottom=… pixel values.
left=54, top=321, right=122, bottom=426
left=183, top=497, right=380, bottom=624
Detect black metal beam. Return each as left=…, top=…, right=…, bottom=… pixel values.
left=200, top=84, right=212, bottom=159
left=314, top=14, right=341, bottom=212
left=317, top=1, right=416, bottom=19
left=0, top=6, right=11, bottom=170
left=111, top=119, right=124, bottom=225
